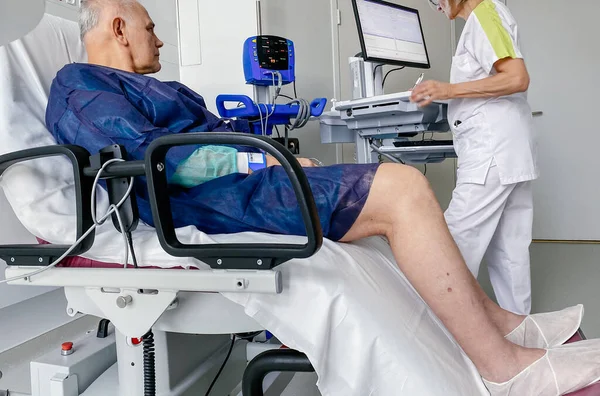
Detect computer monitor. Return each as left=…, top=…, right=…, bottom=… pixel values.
left=352, top=0, right=431, bottom=69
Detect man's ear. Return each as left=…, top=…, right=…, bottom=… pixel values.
left=112, top=17, right=129, bottom=46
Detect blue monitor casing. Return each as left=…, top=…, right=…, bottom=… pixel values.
left=243, top=35, right=295, bottom=86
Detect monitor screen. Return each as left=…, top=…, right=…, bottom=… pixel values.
left=352, top=0, right=430, bottom=69
left=256, top=36, right=290, bottom=71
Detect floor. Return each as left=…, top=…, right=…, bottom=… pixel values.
left=281, top=373, right=321, bottom=396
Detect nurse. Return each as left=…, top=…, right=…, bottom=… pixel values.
left=411, top=0, right=537, bottom=315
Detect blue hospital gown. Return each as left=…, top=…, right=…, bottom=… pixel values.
left=45, top=63, right=378, bottom=240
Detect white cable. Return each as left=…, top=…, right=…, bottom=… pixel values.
left=1, top=159, right=136, bottom=284
left=288, top=98, right=311, bottom=131
left=256, top=101, right=275, bottom=136
left=264, top=104, right=272, bottom=136
left=253, top=71, right=286, bottom=136
left=91, top=159, right=134, bottom=224
left=256, top=101, right=265, bottom=136
left=270, top=71, right=282, bottom=101
left=261, top=71, right=310, bottom=132
left=264, top=97, right=276, bottom=137
left=91, top=159, right=134, bottom=267
left=0, top=218, right=98, bottom=284
left=276, top=71, right=282, bottom=98
left=260, top=71, right=280, bottom=136
left=263, top=72, right=276, bottom=136
left=271, top=72, right=276, bottom=101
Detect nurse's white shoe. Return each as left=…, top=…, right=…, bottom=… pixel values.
left=505, top=305, right=584, bottom=349
left=483, top=339, right=600, bottom=396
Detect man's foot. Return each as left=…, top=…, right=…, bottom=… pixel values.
left=484, top=339, right=600, bottom=396
left=505, top=305, right=583, bottom=349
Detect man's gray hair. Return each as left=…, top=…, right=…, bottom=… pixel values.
left=79, top=0, right=137, bottom=40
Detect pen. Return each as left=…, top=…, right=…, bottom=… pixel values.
left=413, top=73, right=424, bottom=89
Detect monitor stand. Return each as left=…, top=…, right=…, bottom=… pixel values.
left=349, top=57, right=384, bottom=100
left=319, top=57, right=455, bottom=165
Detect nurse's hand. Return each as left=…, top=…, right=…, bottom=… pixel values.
left=410, top=80, right=453, bottom=107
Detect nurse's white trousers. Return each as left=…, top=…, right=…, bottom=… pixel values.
left=444, top=165, right=533, bottom=315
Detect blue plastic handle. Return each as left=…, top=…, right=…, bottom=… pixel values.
left=310, top=98, right=328, bottom=118
left=216, top=94, right=257, bottom=119
left=217, top=95, right=328, bottom=120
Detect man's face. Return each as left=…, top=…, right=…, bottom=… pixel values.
left=125, top=3, right=164, bottom=74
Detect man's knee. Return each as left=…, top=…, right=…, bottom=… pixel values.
left=376, top=163, right=434, bottom=201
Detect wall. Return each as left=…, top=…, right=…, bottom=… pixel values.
left=178, top=0, right=257, bottom=115
left=2, top=0, right=46, bottom=45
left=260, top=0, right=340, bottom=165
left=44, top=0, right=78, bottom=22
left=141, top=0, right=180, bottom=82
left=507, top=0, right=600, bottom=240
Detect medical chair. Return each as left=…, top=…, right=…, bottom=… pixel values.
left=0, top=13, right=317, bottom=396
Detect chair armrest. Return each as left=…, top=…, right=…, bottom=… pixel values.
left=0, top=145, right=95, bottom=265
left=145, top=132, right=323, bottom=270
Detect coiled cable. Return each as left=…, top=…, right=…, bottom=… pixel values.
left=143, top=330, right=156, bottom=396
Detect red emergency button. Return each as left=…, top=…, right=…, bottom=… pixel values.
left=61, top=342, right=74, bottom=356
left=131, top=337, right=142, bottom=345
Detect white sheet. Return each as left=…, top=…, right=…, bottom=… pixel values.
left=0, top=14, right=489, bottom=395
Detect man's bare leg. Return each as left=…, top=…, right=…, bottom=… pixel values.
left=481, top=292, right=526, bottom=335
left=340, top=164, right=541, bottom=382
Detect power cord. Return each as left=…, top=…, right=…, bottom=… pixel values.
left=126, top=231, right=139, bottom=268
left=204, top=335, right=237, bottom=396
left=382, top=67, right=406, bottom=88
left=373, top=64, right=384, bottom=79
left=0, top=158, right=136, bottom=284
left=277, top=94, right=295, bottom=101
left=371, top=142, right=405, bottom=165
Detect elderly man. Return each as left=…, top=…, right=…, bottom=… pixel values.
left=45, top=0, right=600, bottom=394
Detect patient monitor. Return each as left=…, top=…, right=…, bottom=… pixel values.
left=216, top=35, right=327, bottom=155
left=354, top=0, right=430, bottom=69
left=351, top=0, right=431, bottom=99
left=320, top=0, right=455, bottom=165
